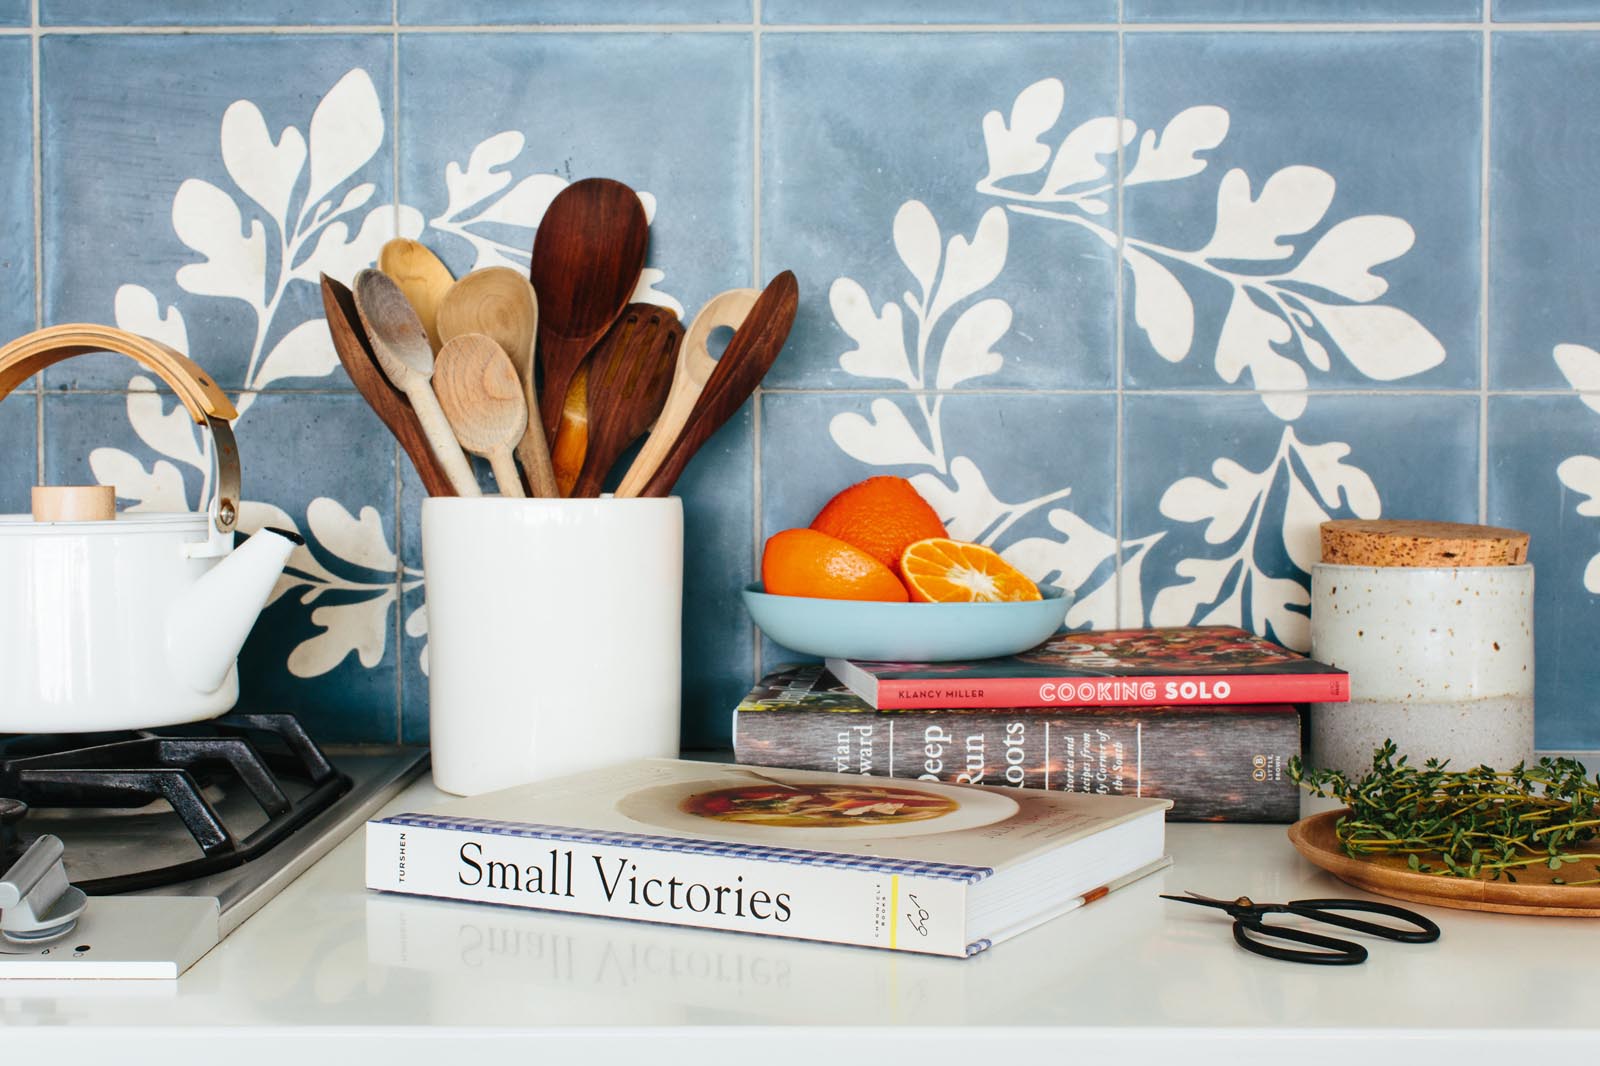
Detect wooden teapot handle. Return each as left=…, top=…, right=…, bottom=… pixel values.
left=0, top=324, right=243, bottom=534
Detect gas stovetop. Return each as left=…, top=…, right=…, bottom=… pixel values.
left=0, top=714, right=428, bottom=979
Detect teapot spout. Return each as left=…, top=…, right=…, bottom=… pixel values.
left=167, top=527, right=302, bottom=695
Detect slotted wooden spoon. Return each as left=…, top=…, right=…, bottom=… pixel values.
left=436, top=267, right=557, bottom=497
left=379, top=238, right=455, bottom=353
left=570, top=304, right=682, bottom=498
left=320, top=274, right=457, bottom=497
left=636, top=271, right=799, bottom=499
left=433, top=333, right=528, bottom=498
left=615, top=287, right=758, bottom=498
left=528, top=177, right=649, bottom=446
left=352, top=268, right=480, bottom=496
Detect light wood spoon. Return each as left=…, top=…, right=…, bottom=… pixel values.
left=528, top=177, right=649, bottom=446
left=615, top=288, right=758, bottom=497
left=352, top=268, right=480, bottom=497
left=551, top=365, right=589, bottom=497
left=432, top=333, right=528, bottom=498
left=379, top=238, right=454, bottom=353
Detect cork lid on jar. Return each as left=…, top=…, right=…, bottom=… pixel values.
left=1319, top=519, right=1530, bottom=567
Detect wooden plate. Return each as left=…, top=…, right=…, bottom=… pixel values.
left=1288, top=809, right=1600, bottom=917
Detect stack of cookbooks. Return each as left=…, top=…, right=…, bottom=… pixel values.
left=733, top=626, right=1349, bottom=823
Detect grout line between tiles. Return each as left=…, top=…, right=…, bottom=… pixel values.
left=45, top=385, right=1599, bottom=398
left=30, top=0, right=40, bottom=485
left=1113, top=1, right=1126, bottom=627
left=14, top=22, right=1600, bottom=34
left=1479, top=8, right=1492, bottom=526
left=750, top=0, right=764, bottom=688
left=391, top=0, right=404, bottom=743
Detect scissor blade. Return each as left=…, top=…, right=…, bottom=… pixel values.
left=1160, top=892, right=1229, bottom=910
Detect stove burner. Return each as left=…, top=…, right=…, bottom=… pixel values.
left=0, top=714, right=351, bottom=894
left=0, top=797, right=26, bottom=869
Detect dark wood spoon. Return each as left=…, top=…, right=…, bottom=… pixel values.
left=570, top=303, right=682, bottom=498
left=529, top=177, right=649, bottom=448
left=320, top=273, right=456, bottom=496
left=636, top=271, right=799, bottom=498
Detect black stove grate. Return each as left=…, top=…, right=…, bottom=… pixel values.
left=0, top=713, right=351, bottom=894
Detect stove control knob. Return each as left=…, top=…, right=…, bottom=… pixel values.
left=0, top=834, right=88, bottom=944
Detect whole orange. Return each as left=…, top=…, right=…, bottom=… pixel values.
left=809, top=476, right=947, bottom=575
left=761, top=528, right=910, bottom=602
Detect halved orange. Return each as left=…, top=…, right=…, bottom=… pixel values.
left=899, top=538, right=1042, bottom=603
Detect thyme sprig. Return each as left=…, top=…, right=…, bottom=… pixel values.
left=1288, top=741, right=1600, bottom=885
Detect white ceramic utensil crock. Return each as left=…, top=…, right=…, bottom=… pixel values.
left=0, top=325, right=299, bottom=732
left=423, top=495, right=683, bottom=796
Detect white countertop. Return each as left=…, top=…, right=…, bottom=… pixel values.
left=4, top=773, right=1596, bottom=1064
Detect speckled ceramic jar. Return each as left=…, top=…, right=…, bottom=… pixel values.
left=1309, top=564, right=1534, bottom=779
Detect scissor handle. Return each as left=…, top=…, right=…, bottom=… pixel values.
left=1233, top=920, right=1368, bottom=966
left=1285, top=898, right=1441, bottom=944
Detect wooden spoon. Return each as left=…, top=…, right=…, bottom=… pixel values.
left=615, top=288, right=758, bottom=498
left=319, top=274, right=456, bottom=497
left=352, top=268, right=480, bottom=497
left=571, top=304, right=682, bottom=498
left=636, top=271, right=799, bottom=499
left=550, top=365, right=589, bottom=498
left=379, top=238, right=454, bottom=353
left=528, top=177, right=649, bottom=446
left=436, top=267, right=557, bottom=498
left=432, top=333, right=528, bottom=498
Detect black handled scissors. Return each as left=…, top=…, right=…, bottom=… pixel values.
left=1162, top=890, right=1440, bottom=965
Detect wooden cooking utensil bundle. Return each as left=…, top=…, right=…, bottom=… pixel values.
left=320, top=176, right=797, bottom=500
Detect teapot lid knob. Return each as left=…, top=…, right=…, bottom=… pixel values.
left=31, top=485, right=114, bottom=523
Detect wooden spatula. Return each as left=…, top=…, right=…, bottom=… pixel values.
left=615, top=288, right=758, bottom=498
left=528, top=177, right=649, bottom=447
left=379, top=238, right=454, bottom=353
left=636, top=271, right=799, bottom=499
left=570, top=304, right=683, bottom=499
left=433, top=333, right=528, bottom=498
left=320, top=273, right=456, bottom=497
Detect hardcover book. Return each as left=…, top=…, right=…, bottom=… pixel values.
left=366, top=758, right=1171, bottom=959
left=733, top=666, right=1302, bottom=823
left=826, top=625, right=1348, bottom=710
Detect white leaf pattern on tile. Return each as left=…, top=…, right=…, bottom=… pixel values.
left=1124, top=106, right=1229, bottom=187
left=220, top=99, right=306, bottom=226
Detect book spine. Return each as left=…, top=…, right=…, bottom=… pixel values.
left=869, top=671, right=1347, bottom=710
left=364, top=821, right=974, bottom=958
left=734, top=708, right=1301, bottom=823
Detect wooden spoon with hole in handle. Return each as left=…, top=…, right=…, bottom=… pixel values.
left=615, top=288, right=757, bottom=498
left=529, top=177, right=648, bottom=447
left=436, top=267, right=557, bottom=498
left=320, top=274, right=457, bottom=497
left=636, top=272, right=798, bottom=499
left=379, top=238, right=454, bottom=353
left=352, top=269, right=481, bottom=497
left=432, top=333, right=528, bottom=498
left=571, top=305, right=682, bottom=498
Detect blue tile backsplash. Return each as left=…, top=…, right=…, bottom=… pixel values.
left=5, top=5, right=1598, bottom=753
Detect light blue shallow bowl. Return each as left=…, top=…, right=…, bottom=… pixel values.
left=741, top=582, right=1072, bottom=662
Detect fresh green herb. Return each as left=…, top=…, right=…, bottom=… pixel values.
left=1288, top=741, right=1600, bottom=885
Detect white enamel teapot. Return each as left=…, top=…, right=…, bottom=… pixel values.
left=0, top=325, right=299, bottom=732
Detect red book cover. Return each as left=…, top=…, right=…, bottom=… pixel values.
left=824, top=626, right=1348, bottom=710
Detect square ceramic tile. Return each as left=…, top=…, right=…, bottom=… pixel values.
left=758, top=390, right=1118, bottom=668
left=1124, top=0, right=1480, bottom=19
left=0, top=2, right=25, bottom=26
left=1494, top=0, right=1600, bottom=18
left=0, top=393, right=35, bottom=514
left=398, top=414, right=755, bottom=750
left=41, top=1, right=392, bottom=24
left=1488, top=394, right=1600, bottom=748
left=41, top=34, right=396, bottom=391
left=44, top=390, right=402, bottom=741
left=1122, top=33, right=1481, bottom=404
left=397, top=32, right=753, bottom=329
left=762, top=0, right=1113, bottom=22
left=0, top=37, right=32, bottom=348
left=399, top=0, right=751, bottom=23
left=1490, top=33, right=1600, bottom=389
left=1122, top=393, right=1480, bottom=651
left=762, top=32, right=1118, bottom=391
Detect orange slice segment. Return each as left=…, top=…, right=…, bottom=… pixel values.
left=899, top=538, right=1042, bottom=603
